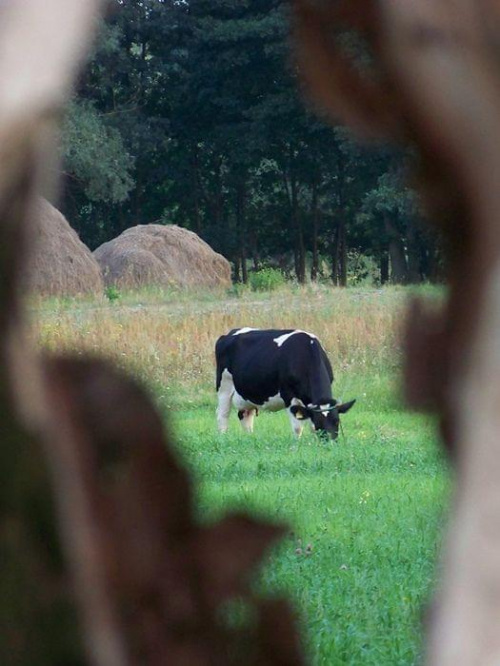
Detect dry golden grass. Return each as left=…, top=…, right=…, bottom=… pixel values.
left=30, top=285, right=414, bottom=392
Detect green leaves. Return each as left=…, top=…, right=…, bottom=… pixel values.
left=60, top=0, right=438, bottom=283
left=61, top=100, right=135, bottom=203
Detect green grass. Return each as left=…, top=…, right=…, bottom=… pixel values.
left=33, top=284, right=450, bottom=664
left=166, top=371, right=449, bottom=665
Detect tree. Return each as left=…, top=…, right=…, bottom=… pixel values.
left=59, top=0, right=437, bottom=283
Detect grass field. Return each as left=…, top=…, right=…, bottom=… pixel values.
left=32, top=284, right=450, bottom=664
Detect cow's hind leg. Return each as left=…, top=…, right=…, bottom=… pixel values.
left=217, top=370, right=234, bottom=433
left=238, top=409, right=257, bottom=433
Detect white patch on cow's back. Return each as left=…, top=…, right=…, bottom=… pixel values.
left=273, top=329, right=317, bottom=347
left=232, top=327, right=259, bottom=336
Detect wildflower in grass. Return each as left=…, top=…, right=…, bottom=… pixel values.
left=359, top=490, right=371, bottom=505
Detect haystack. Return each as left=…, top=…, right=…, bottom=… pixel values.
left=94, top=224, right=231, bottom=290
left=27, top=198, right=103, bottom=297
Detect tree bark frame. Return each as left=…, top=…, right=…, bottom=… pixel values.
left=293, top=1, right=500, bottom=663
left=0, top=3, right=305, bottom=665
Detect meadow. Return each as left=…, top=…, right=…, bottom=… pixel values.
left=31, top=284, right=450, bottom=665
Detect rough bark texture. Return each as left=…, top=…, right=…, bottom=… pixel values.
left=0, top=2, right=304, bottom=665
left=0, top=3, right=104, bottom=664
left=293, top=0, right=500, bottom=663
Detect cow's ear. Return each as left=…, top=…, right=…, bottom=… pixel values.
left=290, top=405, right=311, bottom=420
left=337, top=399, right=356, bottom=414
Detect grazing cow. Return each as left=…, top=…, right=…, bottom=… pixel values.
left=215, top=327, right=355, bottom=439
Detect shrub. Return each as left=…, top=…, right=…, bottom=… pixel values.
left=105, top=285, right=121, bottom=302
left=248, top=268, right=286, bottom=292
left=226, top=283, right=249, bottom=298
left=346, top=252, right=380, bottom=287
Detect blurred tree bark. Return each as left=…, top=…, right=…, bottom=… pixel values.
left=0, top=2, right=304, bottom=665
left=293, top=0, right=500, bottom=663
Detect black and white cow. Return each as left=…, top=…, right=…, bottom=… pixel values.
left=215, top=327, right=355, bottom=439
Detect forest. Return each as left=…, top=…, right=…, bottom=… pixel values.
left=61, top=0, right=440, bottom=285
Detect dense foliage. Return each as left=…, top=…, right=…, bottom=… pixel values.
left=62, top=0, right=440, bottom=284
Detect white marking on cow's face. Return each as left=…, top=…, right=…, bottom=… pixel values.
left=232, top=327, right=259, bottom=336
left=288, top=407, right=304, bottom=437
left=291, top=397, right=305, bottom=407
left=273, top=329, right=318, bottom=347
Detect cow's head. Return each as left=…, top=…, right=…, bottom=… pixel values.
left=290, top=399, right=356, bottom=440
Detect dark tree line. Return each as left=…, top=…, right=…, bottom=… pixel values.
left=61, top=0, right=441, bottom=285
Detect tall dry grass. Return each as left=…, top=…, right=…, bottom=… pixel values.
left=31, top=285, right=413, bottom=393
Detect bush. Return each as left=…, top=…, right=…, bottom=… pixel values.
left=105, top=285, right=121, bottom=302
left=226, top=283, right=249, bottom=298
left=346, top=252, right=380, bottom=287
left=248, top=268, right=286, bottom=292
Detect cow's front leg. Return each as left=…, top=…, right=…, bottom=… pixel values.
left=238, top=409, right=256, bottom=433
left=288, top=407, right=304, bottom=438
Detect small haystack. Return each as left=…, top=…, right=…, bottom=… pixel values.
left=94, top=224, right=231, bottom=290
left=27, top=198, right=103, bottom=297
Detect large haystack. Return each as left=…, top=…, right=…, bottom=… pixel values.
left=94, top=224, right=231, bottom=290
left=27, top=198, right=103, bottom=297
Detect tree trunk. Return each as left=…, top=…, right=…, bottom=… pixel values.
left=407, top=220, right=421, bottom=283
left=191, top=146, right=202, bottom=235
left=310, top=180, right=320, bottom=281
left=389, top=239, right=408, bottom=283
left=233, top=256, right=241, bottom=283
left=295, top=4, right=500, bottom=664
left=385, top=215, right=408, bottom=284
left=380, top=253, right=389, bottom=284
left=236, top=181, right=248, bottom=284
left=241, top=250, right=248, bottom=284
left=291, top=167, right=306, bottom=284
left=250, top=229, right=260, bottom=271
left=213, top=155, right=224, bottom=230
left=331, top=225, right=340, bottom=285
left=336, top=154, right=347, bottom=287
left=338, top=218, right=347, bottom=286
